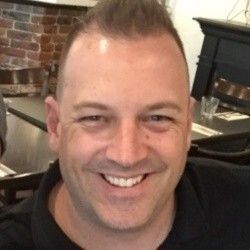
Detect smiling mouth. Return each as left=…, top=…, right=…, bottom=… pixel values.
left=102, top=174, right=147, bottom=188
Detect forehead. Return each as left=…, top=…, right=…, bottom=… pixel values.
left=61, top=32, right=188, bottom=107
left=64, top=32, right=187, bottom=77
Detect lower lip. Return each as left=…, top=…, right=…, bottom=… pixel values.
left=97, top=174, right=151, bottom=199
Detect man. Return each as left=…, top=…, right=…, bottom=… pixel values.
left=0, top=0, right=250, bottom=249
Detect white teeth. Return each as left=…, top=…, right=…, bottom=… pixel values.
left=104, top=175, right=144, bottom=187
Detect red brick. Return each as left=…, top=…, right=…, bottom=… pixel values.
left=11, top=40, right=39, bottom=51
left=55, top=43, right=63, bottom=52
left=27, top=51, right=53, bottom=61
left=0, top=54, right=10, bottom=65
left=40, top=43, right=54, bottom=52
left=45, top=8, right=59, bottom=15
left=0, top=2, right=14, bottom=9
left=43, top=25, right=57, bottom=34
left=59, top=8, right=84, bottom=17
left=31, top=16, right=56, bottom=25
left=27, top=59, right=41, bottom=67
left=73, top=17, right=83, bottom=23
left=57, top=16, right=72, bottom=25
left=0, top=18, right=13, bottom=28
left=53, top=52, right=61, bottom=60
left=2, top=10, right=30, bottom=22
left=7, top=30, right=32, bottom=41
left=27, top=51, right=39, bottom=60
left=0, top=47, right=25, bottom=58
left=59, top=25, right=71, bottom=34
left=15, top=22, right=44, bottom=33
left=32, top=6, right=58, bottom=15
left=0, top=37, right=9, bottom=46
left=10, top=57, right=28, bottom=67
left=52, top=34, right=66, bottom=43
left=15, top=3, right=33, bottom=13
left=40, top=52, right=53, bottom=61
left=40, top=61, right=51, bottom=68
left=32, top=6, right=46, bottom=15
left=0, top=28, right=6, bottom=36
left=33, top=34, right=51, bottom=43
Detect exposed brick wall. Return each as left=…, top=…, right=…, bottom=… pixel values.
left=0, top=0, right=88, bottom=69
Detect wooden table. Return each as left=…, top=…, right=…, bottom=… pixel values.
left=192, top=104, right=250, bottom=142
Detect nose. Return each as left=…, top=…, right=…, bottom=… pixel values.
left=105, top=120, right=148, bottom=167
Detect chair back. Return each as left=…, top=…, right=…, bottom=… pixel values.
left=189, top=143, right=250, bottom=165
left=0, top=172, right=44, bottom=205
left=211, top=77, right=250, bottom=114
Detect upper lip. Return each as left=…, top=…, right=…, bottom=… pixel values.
left=100, top=172, right=151, bottom=179
left=88, top=168, right=158, bottom=178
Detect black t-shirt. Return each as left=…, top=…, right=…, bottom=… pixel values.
left=1, top=158, right=250, bottom=250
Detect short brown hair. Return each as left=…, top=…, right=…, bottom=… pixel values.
left=57, top=0, right=187, bottom=98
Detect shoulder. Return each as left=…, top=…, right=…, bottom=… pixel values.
left=186, top=157, right=250, bottom=226
left=186, top=157, right=250, bottom=190
left=0, top=196, right=36, bottom=249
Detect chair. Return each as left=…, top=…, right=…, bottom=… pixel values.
left=188, top=143, right=250, bottom=165
left=0, top=172, right=44, bottom=206
left=194, top=132, right=250, bottom=152
left=210, top=77, right=250, bottom=114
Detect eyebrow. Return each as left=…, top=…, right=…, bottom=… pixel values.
left=73, top=101, right=111, bottom=111
left=144, top=101, right=182, bottom=112
left=72, top=101, right=182, bottom=113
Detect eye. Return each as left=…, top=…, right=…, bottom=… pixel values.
left=77, top=115, right=109, bottom=127
left=142, top=115, right=171, bottom=122
left=148, top=115, right=170, bottom=122
left=80, top=115, right=103, bottom=121
left=141, top=114, right=173, bottom=132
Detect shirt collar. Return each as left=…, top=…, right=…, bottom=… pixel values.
left=31, top=160, right=80, bottom=249
left=165, top=162, right=210, bottom=245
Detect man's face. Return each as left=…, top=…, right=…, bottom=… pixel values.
left=46, top=32, right=192, bottom=231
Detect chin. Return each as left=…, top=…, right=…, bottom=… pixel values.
left=94, top=204, right=155, bottom=232
left=99, top=215, right=149, bottom=232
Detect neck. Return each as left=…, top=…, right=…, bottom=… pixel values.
left=49, top=182, right=176, bottom=250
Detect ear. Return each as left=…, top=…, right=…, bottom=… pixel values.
left=186, top=96, right=196, bottom=151
left=45, top=96, right=60, bottom=153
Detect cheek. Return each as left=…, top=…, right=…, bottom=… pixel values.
left=148, top=128, right=188, bottom=161
left=59, top=126, right=106, bottom=165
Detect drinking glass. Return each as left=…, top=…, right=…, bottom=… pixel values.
left=200, top=96, right=220, bottom=119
